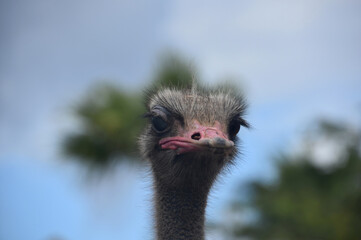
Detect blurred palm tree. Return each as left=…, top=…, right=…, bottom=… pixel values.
left=63, top=84, right=144, bottom=167
left=148, top=53, right=196, bottom=91
left=224, top=119, right=361, bottom=240
left=62, top=53, right=199, bottom=168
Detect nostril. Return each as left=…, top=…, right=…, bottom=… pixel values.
left=191, top=132, right=201, bottom=140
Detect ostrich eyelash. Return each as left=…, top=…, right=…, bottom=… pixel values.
left=143, top=112, right=153, bottom=119
left=239, top=117, right=250, bottom=128
left=229, top=115, right=250, bottom=129
left=144, top=107, right=184, bottom=126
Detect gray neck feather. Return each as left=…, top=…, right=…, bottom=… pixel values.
left=154, top=183, right=210, bottom=240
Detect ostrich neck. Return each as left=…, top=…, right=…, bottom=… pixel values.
left=154, top=181, right=212, bottom=240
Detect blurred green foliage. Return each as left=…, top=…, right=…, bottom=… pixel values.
left=148, top=53, right=197, bottom=91
left=227, top=120, right=361, bottom=240
left=63, top=84, right=144, bottom=167
left=63, top=53, right=199, bottom=167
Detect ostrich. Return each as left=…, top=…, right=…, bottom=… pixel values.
left=139, top=86, right=249, bottom=240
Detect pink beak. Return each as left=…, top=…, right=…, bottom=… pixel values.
left=159, top=121, right=234, bottom=155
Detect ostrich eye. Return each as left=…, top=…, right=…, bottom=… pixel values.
left=152, top=116, right=169, bottom=133
left=228, top=117, right=249, bottom=138
left=228, top=119, right=241, bottom=138
left=150, top=106, right=171, bottom=133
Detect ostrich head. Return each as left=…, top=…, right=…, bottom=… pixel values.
left=139, top=87, right=249, bottom=190
left=139, top=86, right=248, bottom=240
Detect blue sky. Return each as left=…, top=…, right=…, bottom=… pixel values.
left=1, top=1, right=360, bottom=240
